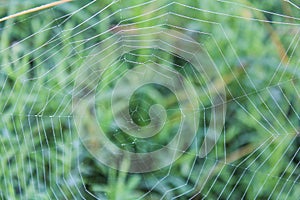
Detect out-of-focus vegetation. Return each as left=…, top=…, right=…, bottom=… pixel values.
left=0, top=0, right=299, bottom=199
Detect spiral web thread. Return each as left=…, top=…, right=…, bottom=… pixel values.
left=0, top=0, right=299, bottom=199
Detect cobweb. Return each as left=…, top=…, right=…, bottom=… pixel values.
left=0, top=0, right=299, bottom=199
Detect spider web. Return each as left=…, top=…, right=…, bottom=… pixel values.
left=0, top=0, right=299, bottom=199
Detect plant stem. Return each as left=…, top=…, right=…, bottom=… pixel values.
left=0, top=0, right=72, bottom=23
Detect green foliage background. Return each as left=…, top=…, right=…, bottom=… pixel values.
left=0, top=0, right=299, bottom=199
